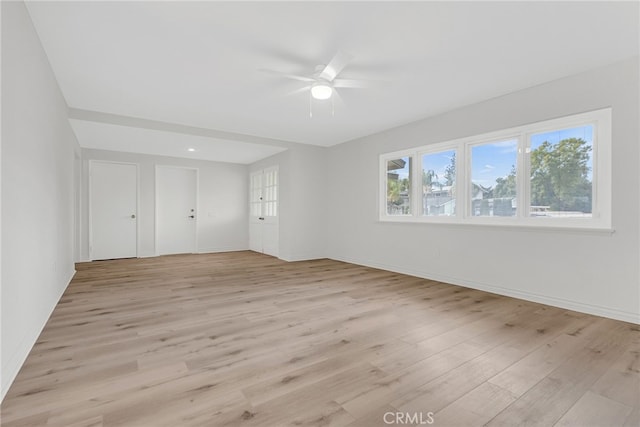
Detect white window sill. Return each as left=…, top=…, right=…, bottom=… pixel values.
left=377, top=216, right=614, bottom=235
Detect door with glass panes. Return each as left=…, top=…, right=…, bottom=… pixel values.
left=249, top=166, right=278, bottom=257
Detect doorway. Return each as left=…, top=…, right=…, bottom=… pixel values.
left=156, top=166, right=198, bottom=255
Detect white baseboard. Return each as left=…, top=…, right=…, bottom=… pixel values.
left=330, top=255, right=640, bottom=325
left=137, top=248, right=250, bottom=258
left=1, top=269, right=76, bottom=402
left=279, top=252, right=326, bottom=262
left=198, top=247, right=249, bottom=254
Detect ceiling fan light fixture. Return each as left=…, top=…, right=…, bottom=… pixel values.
left=311, top=82, right=333, bottom=100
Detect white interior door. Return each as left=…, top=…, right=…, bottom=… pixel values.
left=156, top=166, right=197, bottom=255
left=249, top=167, right=279, bottom=257
left=90, top=161, right=137, bottom=260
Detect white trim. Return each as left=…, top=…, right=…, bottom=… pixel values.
left=197, top=247, right=249, bottom=254
left=154, top=165, right=199, bottom=256
left=73, top=152, right=82, bottom=263
left=379, top=108, right=612, bottom=230
left=278, top=252, right=325, bottom=262
left=330, top=255, right=639, bottom=325
left=88, top=160, right=139, bottom=260
left=375, top=217, right=614, bottom=235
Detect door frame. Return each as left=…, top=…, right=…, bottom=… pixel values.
left=88, top=160, right=140, bottom=261
left=74, top=151, right=82, bottom=262
left=154, top=165, right=199, bottom=256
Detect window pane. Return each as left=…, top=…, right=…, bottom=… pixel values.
left=422, top=150, right=456, bottom=216
left=470, top=139, right=518, bottom=217
left=251, top=202, right=260, bottom=217
left=386, top=156, right=412, bottom=215
left=529, top=125, right=593, bottom=218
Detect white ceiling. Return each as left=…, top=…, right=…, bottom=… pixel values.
left=25, top=1, right=639, bottom=161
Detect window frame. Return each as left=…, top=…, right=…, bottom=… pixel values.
left=380, top=149, right=416, bottom=219
left=379, top=108, right=612, bottom=230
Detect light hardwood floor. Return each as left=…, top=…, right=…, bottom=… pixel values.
left=1, top=252, right=638, bottom=426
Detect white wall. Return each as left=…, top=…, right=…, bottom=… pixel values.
left=283, top=145, right=328, bottom=261
left=327, top=57, right=640, bottom=323
left=250, top=145, right=327, bottom=262
left=1, top=1, right=80, bottom=399
left=81, top=149, right=249, bottom=259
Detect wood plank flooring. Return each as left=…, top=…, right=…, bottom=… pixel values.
left=1, top=251, right=638, bottom=426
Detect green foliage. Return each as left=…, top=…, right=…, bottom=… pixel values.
left=400, top=178, right=410, bottom=193
left=530, top=138, right=592, bottom=212
left=387, top=177, right=410, bottom=205
left=494, top=165, right=516, bottom=198
left=387, top=178, right=400, bottom=204
left=444, top=153, right=456, bottom=186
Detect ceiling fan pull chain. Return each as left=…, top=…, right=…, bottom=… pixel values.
left=331, top=96, right=335, bottom=117
left=309, top=93, right=313, bottom=118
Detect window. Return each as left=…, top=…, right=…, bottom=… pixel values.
left=250, top=167, right=278, bottom=218
left=379, top=108, right=611, bottom=230
left=529, top=125, right=593, bottom=218
left=250, top=172, right=263, bottom=217
left=386, top=156, right=412, bottom=215
left=422, top=149, right=457, bottom=216
left=470, top=139, right=518, bottom=217
left=263, top=168, right=278, bottom=217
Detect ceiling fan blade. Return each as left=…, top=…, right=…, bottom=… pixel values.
left=258, top=68, right=315, bottom=83
left=333, top=78, right=368, bottom=89
left=285, top=86, right=311, bottom=97
left=319, top=50, right=354, bottom=81
left=333, top=88, right=346, bottom=108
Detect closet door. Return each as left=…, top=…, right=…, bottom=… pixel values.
left=90, top=161, right=138, bottom=260
left=156, top=166, right=198, bottom=255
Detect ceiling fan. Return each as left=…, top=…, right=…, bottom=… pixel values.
left=259, top=50, right=367, bottom=116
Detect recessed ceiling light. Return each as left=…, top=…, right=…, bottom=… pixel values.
left=311, top=82, right=333, bottom=100
left=187, top=148, right=196, bottom=152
